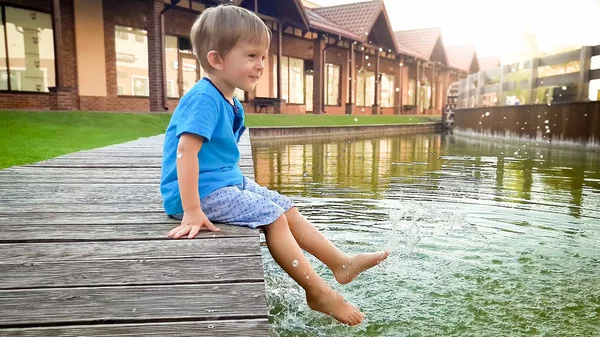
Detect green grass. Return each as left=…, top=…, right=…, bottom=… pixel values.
left=244, top=114, right=439, bottom=127
left=0, top=111, right=440, bottom=169
left=0, top=111, right=172, bottom=169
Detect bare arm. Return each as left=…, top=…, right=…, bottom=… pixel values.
left=168, top=133, right=221, bottom=239
left=176, top=133, right=203, bottom=212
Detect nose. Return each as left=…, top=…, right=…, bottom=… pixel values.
left=257, top=59, right=265, bottom=72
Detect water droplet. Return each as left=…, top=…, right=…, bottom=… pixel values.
left=213, top=286, right=219, bottom=290
left=503, top=116, right=507, bottom=119
left=132, top=308, right=137, bottom=312
left=207, top=325, right=215, bottom=329
left=215, top=275, right=220, bottom=279
left=540, top=155, right=544, bottom=159
left=478, top=121, right=482, bottom=125
left=306, top=275, right=310, bottom=280
left=354, top=118, right=358, bottom=122
left=302, top=171, right=308, bottom=177
left=562, top=86, right=567, bottom=90
left=485, top=112, right=490, bottom=116
left=584, top=114, right=588, bottom=117
left=342, top=265, right=347, bottom=270
left=292, top=259, right=299, bottom=267
left=544, top=120, right=549, bottom=123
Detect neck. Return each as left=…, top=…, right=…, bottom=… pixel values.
left=206, top=74, right=235, bottom=104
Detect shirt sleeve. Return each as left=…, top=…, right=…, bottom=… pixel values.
left=176, top=94, right=219, bottom=142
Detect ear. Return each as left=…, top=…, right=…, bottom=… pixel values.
left=207, top=50, right=224, bottom=71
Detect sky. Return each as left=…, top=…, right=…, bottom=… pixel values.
left=312, top=0, right=600, bottom=62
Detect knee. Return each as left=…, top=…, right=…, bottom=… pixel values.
left=263, top=214, right=288, bottom=234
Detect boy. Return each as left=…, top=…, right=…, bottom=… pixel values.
left=160, top=5, right=388, bottom=326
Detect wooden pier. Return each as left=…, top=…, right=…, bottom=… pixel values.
left=0, top=133, right=269, bottom=336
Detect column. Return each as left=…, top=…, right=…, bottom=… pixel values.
left=394, top=57, right=403, bottom=115
left=576, top=46, right=593, bottom=101
left=313, top=37, right=325, bottom=114
left=345, top=43, right=355, bottom=115
left=528, top=58, right=539, bottom=104
left=372, top=49, right=380, bottom=115
left=147, top=0, right=165, bottom=111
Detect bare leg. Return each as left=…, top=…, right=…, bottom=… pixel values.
left=262, top=215, right=364, bottom=326
left=284, top=207, right=389, bottom=285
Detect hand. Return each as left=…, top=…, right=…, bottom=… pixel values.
left=168, top=209, right=221, bottom=239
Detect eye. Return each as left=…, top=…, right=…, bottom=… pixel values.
left=249, top=54, right=257, bottom=59
left=261, top=56, right=266, bottom=61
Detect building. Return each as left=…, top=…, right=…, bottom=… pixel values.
left=0, top=0, right=473, bottom=115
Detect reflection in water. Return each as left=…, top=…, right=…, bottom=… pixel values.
left=252, top=133, right=600, bottom=337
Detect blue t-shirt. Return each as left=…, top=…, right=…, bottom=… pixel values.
left=160, top=78, right=246, bottom=215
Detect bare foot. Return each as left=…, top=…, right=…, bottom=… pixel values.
left=306, top=287, right=364, bottom=326
left=334, top=251, right=389, bottom=285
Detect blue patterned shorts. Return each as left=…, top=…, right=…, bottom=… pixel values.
left=171, top=176, right=294, bottom=228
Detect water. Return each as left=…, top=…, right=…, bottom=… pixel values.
left=251, top=133, right=600, bottom=337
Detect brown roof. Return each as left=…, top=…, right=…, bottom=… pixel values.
left=446, top=45, right=477, bottom=72
left=312, top=0, right=383, bottom=39
left=394, top=27, right=442, bottom=60
left=478, top=56, right=501, bottom=71
left=305, top=8, right=361, bottom=41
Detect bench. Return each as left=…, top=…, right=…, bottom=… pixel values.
left=254, top=97, right=285, bottom=114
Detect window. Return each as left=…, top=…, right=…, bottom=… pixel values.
left=233, top=88, right=245, bottom=102
left=1, top=6, right=56, bottom=92
left=419, top=81, right=431, bottom=111
left=407, top=79, right=416, bottom=105
left=356, top=70, right=375, bottom=107
left=115, top=26, right=148, bottom=96
left=272, top=55, right=305, bottom=104
left=165, top=36, right=179, bottom=98
left=380, top=73, right=395, bottom=107
left=325, top=63, right=340, bottom=105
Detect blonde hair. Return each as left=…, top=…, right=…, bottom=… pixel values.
left=190, top=5, right=271, bottom=72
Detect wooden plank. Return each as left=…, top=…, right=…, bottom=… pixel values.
left=0, top=283, right=267, bottom=327
left=0, top=223, right=256, bottom=242
left=0, top=237, right=260, bottom=264
left=0, top=203, right=164, bottom=213
left=0, top=167, right=255, bottom=183
left=0, top=256, right=263, bottom=289
left=536, top=72, right=579, bottom=87
left=0, top=212, right=173, bottom=225
left=0, top=319, right=269, bottom=336
left=538, top=49, right=581, bottom=67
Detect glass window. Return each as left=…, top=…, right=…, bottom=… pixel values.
left=289, top=57, right=304, bottom=104
left=408, top=79, right=416, bottom=105
left=0, top=12, right=7, bottom=90
left=2, top=6, right=55, bottom=92
left=432, top=83, right=437, bottom=109
left=115, top=26, right=148, bottom=96
left=356, top=70, right=366, bottom=106
left=381, top=73, right=395, bottom=108
left=233, top=88, right=245, bottom=101
left=419, top=82, right=431, bottom=111
left=165, top=36, right=179, bottom=98
left=325, top=63, right=340, bottom=105
left=365, top=71, right=375, bottom=107
left=271, top=55, right=304, bottom=104
left=281, top=56, right=289, bottom=101
left=356, top=70, right=375, bottom=107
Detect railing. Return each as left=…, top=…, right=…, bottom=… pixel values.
left=457, top=45, right=600, bottom=108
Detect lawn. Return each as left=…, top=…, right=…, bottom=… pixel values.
left=0, top=111, right=172, bottom=169
left=0, top=111, right=440, bottom=168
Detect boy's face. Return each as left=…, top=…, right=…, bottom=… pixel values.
left=222, top=41, right=268, bottom=92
